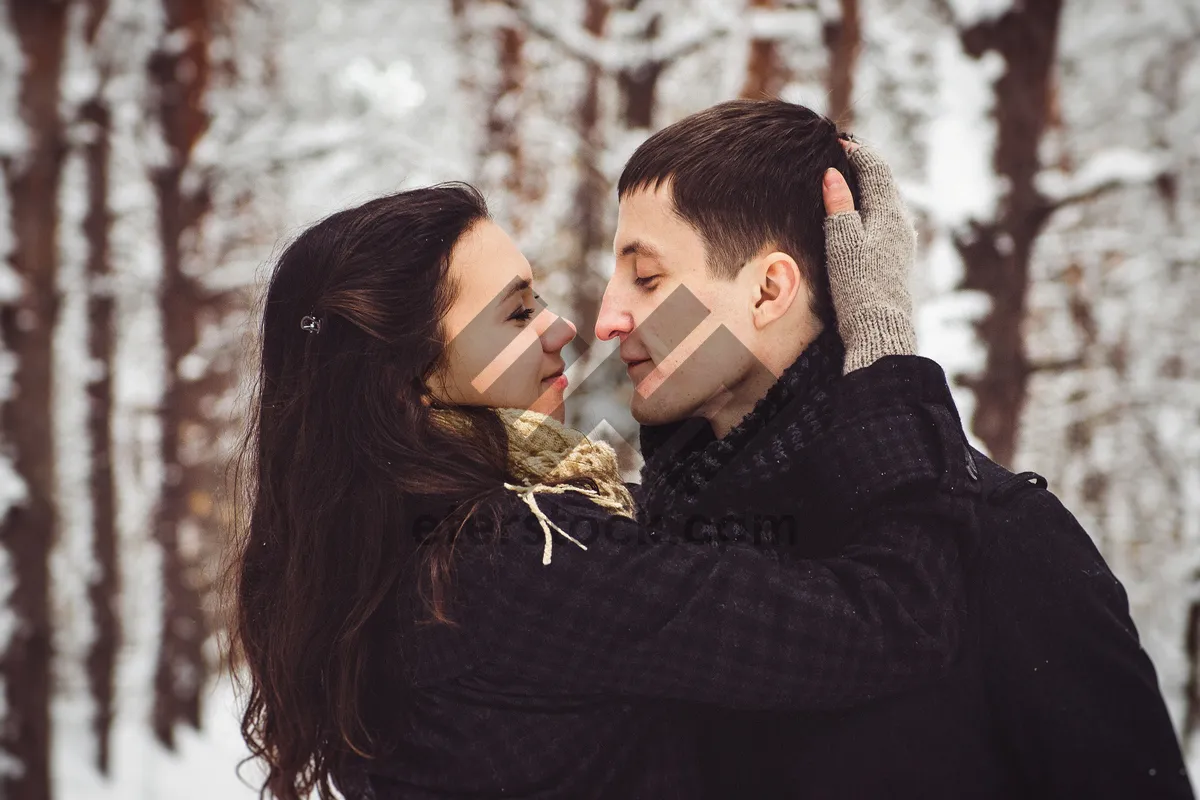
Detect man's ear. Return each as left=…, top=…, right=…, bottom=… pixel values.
left=750, top=251, right=806, bottom=330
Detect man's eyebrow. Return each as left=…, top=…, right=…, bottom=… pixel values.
left=498, top=277, right=531, bottom=305
left=617, top=240, right=661, bottom=259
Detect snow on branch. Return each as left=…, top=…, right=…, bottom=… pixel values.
left=744, top=9, right=822, bottom=41
left=928, top=0, right=1014, bottom=29
left=498, top=0, right=810, bottom=73
left=495, top=0, right=620, bottom=70
left=1037, top=148, right=1171, bottom=212
left=1027, top=356, right=1086, bottom=375
left=644, top=16, right=732, bottom=66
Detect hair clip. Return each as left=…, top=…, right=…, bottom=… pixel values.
left=300, top=315, right=322, bottom=334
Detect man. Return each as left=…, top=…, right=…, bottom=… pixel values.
left=597, top=99, right=1193, bottom=798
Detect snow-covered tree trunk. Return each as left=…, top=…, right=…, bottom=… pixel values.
left=566, top=0, right=609, bottom=339
left=824, top=0, right=860, bottom=125
left=78, top=0, right=119, bottom=774
left=452, top=0, right=545, bottom=239
left=741, top=0, right=787, bottom=100
left=149, top=0, right=232, bottom=749
left=0, top=3, right=69, bottom=796
left=1018, top=0, right=1200, bottom=768
left=954, top=0, right=1064, bottom=468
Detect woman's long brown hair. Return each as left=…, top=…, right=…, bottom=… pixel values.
left=230, top=185, right=509, bottom=799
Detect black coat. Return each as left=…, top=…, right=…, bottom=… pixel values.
left=680, top=343, right=1192, bottom=799
left=965, top=449, right=1192, bottom=799
left=348, top=349, right=981, bottom=799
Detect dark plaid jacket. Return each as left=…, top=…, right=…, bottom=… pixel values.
left=347, top=352, right=979, bottom=799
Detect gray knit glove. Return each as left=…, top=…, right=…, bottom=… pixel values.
left=824, top=146, right=918, bottom=374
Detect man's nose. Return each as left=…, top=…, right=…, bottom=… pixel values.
left=595, top=285, right=632, bottom=342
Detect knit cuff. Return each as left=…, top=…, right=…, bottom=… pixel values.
left=839, top=306, right=919, bottom=373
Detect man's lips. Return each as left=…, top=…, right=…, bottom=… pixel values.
left=624, top=358, right=654, bottom=381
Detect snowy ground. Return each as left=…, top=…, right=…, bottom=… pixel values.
left=55, top=674, right=263, bottom=800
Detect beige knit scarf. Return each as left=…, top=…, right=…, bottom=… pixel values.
left=434, top=408, right=635, bottom=565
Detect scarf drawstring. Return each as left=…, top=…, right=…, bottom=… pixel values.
left=503, top=482, right=599, bottom=565
left=432, top=407, right=634, bottom=566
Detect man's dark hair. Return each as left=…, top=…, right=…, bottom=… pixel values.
left=617, top=99, right=862, bottom=324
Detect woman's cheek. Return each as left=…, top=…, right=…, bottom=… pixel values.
left=479, top=349, right=530, bottom=409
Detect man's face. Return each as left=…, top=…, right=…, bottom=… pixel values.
left=595, top=183, right=761, bottom=426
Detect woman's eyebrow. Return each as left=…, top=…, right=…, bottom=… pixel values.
left=497, top=277, right=532, bottom=305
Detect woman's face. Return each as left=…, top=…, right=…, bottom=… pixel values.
left=428, top=220, right=576, bottom=423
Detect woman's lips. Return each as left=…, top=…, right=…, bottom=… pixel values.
left=541, top=371, right=568, bottom=390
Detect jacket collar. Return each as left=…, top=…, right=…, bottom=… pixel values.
left=636, top=329, right=845, bottom=534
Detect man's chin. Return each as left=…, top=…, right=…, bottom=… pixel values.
left=629, top=396, right=692, bottom=427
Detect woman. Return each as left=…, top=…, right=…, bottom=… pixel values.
left=232, top=151, right=975, bottom=799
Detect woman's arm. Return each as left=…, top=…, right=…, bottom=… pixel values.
left=453, top=356, right=978, bottom=712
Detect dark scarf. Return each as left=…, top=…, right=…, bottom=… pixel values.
left=636, top=329, right=845, bottom=547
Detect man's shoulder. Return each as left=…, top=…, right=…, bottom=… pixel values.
left=969, top=449, right=1091, bottom=543
left=967, top=449, right=1127, bottom=607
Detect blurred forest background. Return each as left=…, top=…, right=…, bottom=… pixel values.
left=0, top=0, right=1197, bottom=797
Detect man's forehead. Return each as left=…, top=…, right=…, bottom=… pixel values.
left=618, top=182, right=675, bottom=216
left=614, top=186, right=686, bottom=256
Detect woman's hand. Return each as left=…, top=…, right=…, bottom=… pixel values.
left=822, top=140, right=918, bottom=373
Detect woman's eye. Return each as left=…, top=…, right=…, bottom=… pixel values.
left=508, top=306, right=536, bottom=323
left=634, top=275, right=659, bottom=290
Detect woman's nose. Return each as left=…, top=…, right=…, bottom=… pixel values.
left=537, top=309, right=576, bottom=352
